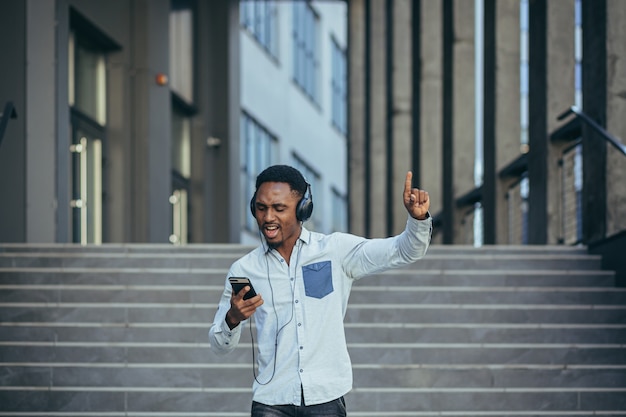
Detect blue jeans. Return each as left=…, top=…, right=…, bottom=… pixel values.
left=251, top=397, right=347, bottom=417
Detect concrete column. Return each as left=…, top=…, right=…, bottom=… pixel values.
left=106, top=3, right=133, bottom=243
left=130, top=0, right=172, bottom=242
left=0, top=2, right=26, bottom=242
left=605, top=0, right=626, bottom=237
left=391, top=0, right=413, bottom=234
left=348, top=0, right=367, bottom=236
left=546, top=0, right=575, bottom=244
left=494, top=0, right=521, bottom=244
left=581, top=0, right=607, bottom=244
left=442, top=0, right=454, bottom=244
left=200, top=0, right=240, bottom=243
left=25, top=0, right=57, bottom=242
left=452, top=0, right=475, bottom=243
left=369, top=0, right=388, bottom=238
left=420, top=0, right=443, bottom=243
left=482, top=0, right=496, bottom=244
left=527, top=0, right=548, bottom=244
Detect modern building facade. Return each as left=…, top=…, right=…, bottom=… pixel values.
left=346, top=0, right=626, bottom=260
left=238, top=1, right=348, bottom=244
left=2, top=0, right=625, bottom=280
left=0, top=0, right=347, bottom=245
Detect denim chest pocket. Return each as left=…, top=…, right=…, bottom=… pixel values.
left=302, top=260, right=333, bottom=299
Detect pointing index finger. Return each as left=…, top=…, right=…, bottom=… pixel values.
left=404, top=171, right=413, bottom=198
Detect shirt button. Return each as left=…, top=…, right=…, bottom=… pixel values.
left=295, top=300, right=299, bottom=303
left=300, top=346, right=303, bottom=350
left=298, top=323, right=302, bottom=327
left=300, top=369, right=304, bottom=373
left=280, top=259, right=284, bottom=263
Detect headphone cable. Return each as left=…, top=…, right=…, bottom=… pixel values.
left=250, top=234, right=302, bottom=385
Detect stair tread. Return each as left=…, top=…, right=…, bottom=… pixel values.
left=0, top=244, right=624, bottom=415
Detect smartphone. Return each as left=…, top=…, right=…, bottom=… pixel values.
left=228, top=277, right=258, bottom=300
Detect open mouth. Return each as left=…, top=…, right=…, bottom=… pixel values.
left=264, top=224, right=280, bottom=239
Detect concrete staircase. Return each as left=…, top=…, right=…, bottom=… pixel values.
left=1, top=244, right=625, bottom=416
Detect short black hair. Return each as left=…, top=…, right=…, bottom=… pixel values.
left=255, top=165, right=307, bottom=197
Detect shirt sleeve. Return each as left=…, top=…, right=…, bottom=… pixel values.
left=342, top=215, right=432, bottom=280
left=208, top=274, right=244, bottom=355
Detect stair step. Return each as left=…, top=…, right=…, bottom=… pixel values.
left=2, top=364, right=625, bottom=390
left=2, top=285, right=625, bottom=305
left=0, top=243, right=255, bottom=255
left=1, top=340, right=624, bottom=365
left=2, top=302, right=625, bottom=323
left=0, top=243, right=588, bottom=255
left=0, top=268, right=616, bottom=287
left=344, top=389, right=626, bottom=413
left=344, top=304, right=626, bottom=323
left=0, top=252, right=603, bottom=270
left=2, top=323, right=625, bottom=344
left=1, top=388, right=625, bottom=414
left=0, top=243, right=623, bottom=416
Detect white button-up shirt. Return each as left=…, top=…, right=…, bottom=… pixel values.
left=209, top=216, right=432, bottom=406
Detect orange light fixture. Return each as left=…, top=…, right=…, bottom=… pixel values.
left=155, top=73, right=169, bottom=86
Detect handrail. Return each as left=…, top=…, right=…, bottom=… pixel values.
left=0, top=101, right=18, bottom=150
left=557, top=105, right=626, bottom=156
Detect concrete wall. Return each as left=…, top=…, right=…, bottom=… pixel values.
left=391, top=0, right=413, bottom=234
left=546, top=0, right=575, bottom=245
left=605, top=0, right=626, bottom=238
left=0, top=2, right=26, bottom=242
left=494, top=0, right=521, bottom=244
left=420, top=1, right=443, bottom=244
left=452, top=0, right=475, bottom=243
left=25, top=0, right=57, bottom=243
left=348, top=0, right=367, bottom=237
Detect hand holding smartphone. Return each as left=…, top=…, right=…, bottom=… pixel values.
left=229, top=277, right=258, bottom=300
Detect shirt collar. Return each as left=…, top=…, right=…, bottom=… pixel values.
left=299, top=226, right=311, bottom=246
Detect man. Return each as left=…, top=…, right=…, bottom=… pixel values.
left=209, top=164, right=431, bottom=416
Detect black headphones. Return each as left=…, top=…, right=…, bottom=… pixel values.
left=250, top=182, right=314, bottom=222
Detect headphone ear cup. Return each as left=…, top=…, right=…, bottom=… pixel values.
left=296, top=197, right=313, bottom=222
left=250, top=193, right=256, bottom=217
left=296, top=184, right=313, bottom=221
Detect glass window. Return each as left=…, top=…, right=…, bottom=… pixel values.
left=240, top=0, right=278, bottom=58
left=331, top=187, right=348, bottom=233
left=170, top=0, right=194, bottom=103
left=574, top=0, right=582, bottom=107
left=241, top=112, right=279, bottom=231
left=68, top=24, right=109, bottom=244
left=292, top=1, right=319, bottom=103
left=331, top=37, right=347, bottom=135
left=171, top=108, right=191, bottom=179
left=69, top=31, right=107, bottom=126
left=519, top=0, right=529, bottom=152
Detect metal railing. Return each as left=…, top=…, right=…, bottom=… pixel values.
left=557, top=105, right=626, bottom=156
left=559, top=142, right=583, bottom=245
left=506, top=175, right=529, bottom=245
